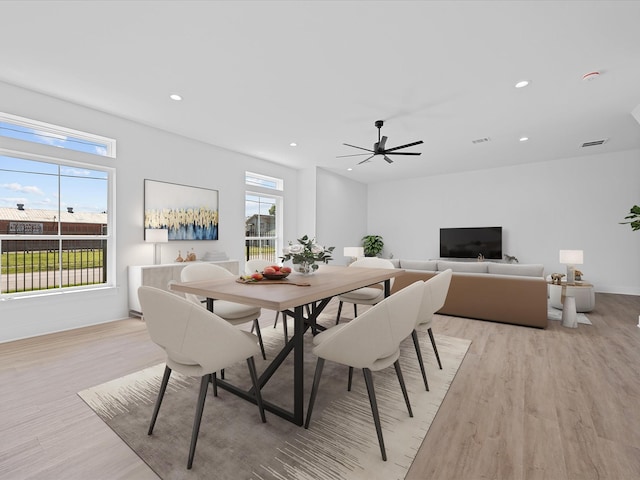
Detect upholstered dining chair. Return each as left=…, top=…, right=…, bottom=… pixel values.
left=137, top=286, right=266, bottom=469
left=335, top=257, right=396, bottom=324
left=412, top=269, right=452, bottom=391
left=181, top=263, right=266, bottom=360
left=305, top=280, right=424, bottom=461
left=245, top=259, right=288, bottom=341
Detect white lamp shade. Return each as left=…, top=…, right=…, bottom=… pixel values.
left=559, top=249, right=583, bottom=265
left=145, top=228, right=169, bottom=243
left=343, top=246, right=364, bottom=257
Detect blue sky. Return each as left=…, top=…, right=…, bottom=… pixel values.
left=0, top=122, right=109, bottom=213
left=0, top=155, right=108, bottom=214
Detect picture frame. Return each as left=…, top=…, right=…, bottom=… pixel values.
left=144, top=179, right=219, bottom=241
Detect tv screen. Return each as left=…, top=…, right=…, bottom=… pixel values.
left=440, top=227, right=502, bottom=260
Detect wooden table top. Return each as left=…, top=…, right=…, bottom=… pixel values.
left=169, top=264, right=404, bottom=311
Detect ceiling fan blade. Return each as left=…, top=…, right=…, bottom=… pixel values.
left=383, top=155, right=394, bottom=164
left=343, top=143, right=374, bottom=153
left=357, top=155, right=376, bottom=165
left=336, top=153, right=375, bottom=158
left=384, top=140, right=424, bottom=152
left=383, top=151, right=422, bottom=155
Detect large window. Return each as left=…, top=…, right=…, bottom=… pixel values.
left=245, top=172, right=282, bottom=263
left=0, top=116, right=114, bottom=297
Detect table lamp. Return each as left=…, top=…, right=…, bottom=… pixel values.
left=343, top=246, right=364, bottom=265
left=145, top=228, right=169, bottom=264
left=559, top=249, right=583, bottom=284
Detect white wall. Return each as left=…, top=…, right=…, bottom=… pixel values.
left=316, top=168, right=368, bottom=265
left=367, top=150, right=640, bottom=295
left=0, top=81, right=300, bottom=342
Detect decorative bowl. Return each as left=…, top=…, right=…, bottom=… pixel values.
left=262, top=271, right=290, bottom=280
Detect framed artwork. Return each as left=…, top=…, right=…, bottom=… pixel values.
left=144, top=179, right=219, bottom=240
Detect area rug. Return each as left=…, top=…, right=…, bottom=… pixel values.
left=78, top=318, right=471, bottom=480
left=547, top=305, right=592, bottom=325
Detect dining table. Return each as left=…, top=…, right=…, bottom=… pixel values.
left=169, top=264, right=404, bottom=426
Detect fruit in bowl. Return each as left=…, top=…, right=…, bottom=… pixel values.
left=262, top=265, right=290, bottom=280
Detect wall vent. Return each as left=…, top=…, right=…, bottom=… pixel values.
left=472, top=137, right=491, bottom=144
left=581, top=139, right=608, bottom=148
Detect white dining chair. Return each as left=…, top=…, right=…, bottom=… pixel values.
left=335, top=257, right=396, bottom=324
left=305, top=280, right=424, bottom=461
left=138, top=286, right=266, bottom=469
left=412, top=269, right=452, bottom=391
left=181, top=263, right=266, bottom=359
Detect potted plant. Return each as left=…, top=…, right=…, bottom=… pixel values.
left=621, top=205, right=640, bottom=231
left=362, top=235, right=384, bottom=257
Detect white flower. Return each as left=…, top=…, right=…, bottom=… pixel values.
left=288, top=244, right=304, bottom=254
left=311, top=244, right=324, bottom=254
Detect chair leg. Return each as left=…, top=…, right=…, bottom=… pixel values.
left=353, top=304, right=358, bottom=318
left=348, top=366, right=354, bottom=391
left=362, top=368, right=387, bottom=461
left=253, top=318, right=266, bottom=360
left=187, top=374, right=210, bottom=469
left=212, top=372, right=218, bottom=397
left=394, top=360, right=413, bottom=418
left=273, top=311, right=280, bottom=328
left=304, top=358, right=325, bottom=429
left=335, top=301, right=343, bottom=325
left=148, top=365, right=171, bottom=435
left=428, top=327, right=443, bottom=369
left=247, top=357, right=266, bottom=423
left=412, top=329, right=430, bottom=391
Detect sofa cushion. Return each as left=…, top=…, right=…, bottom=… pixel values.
left=488, top=263, right=544, bottom=277
left=400, top=259, right=437, bottom=271
left=437, top=260, right=489, bottom=273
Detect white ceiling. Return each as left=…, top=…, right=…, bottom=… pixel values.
left=2, top=0, right=640, bottom=184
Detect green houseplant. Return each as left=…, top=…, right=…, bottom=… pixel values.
left=362, top=235, right=384, bottom=257
left=621, top=205, right=640, bottom=231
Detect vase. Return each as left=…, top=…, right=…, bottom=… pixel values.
left=296, top=261, right=316, bottom=275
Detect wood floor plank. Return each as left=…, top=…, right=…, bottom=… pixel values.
left=1, top=293, right=639, bottom=479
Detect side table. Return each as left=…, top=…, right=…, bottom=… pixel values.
left=549, top=282, right=595, bottom=313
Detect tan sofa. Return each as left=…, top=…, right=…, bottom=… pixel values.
left=390, top=260, right=548, bottom=328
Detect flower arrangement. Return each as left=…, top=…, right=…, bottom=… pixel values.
left=280, top=235, right=335, bottom=272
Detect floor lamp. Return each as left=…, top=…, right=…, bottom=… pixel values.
left=559, top=249, right=583, bottom=285
left=145, top=228, right=169, bottom=265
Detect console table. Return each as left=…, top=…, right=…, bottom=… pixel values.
left=128, top=260, right=239, bottom=316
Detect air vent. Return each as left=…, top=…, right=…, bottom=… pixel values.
left=582, top=139, right=608, bottom=148
left=472, top=137, right=491, bottom=144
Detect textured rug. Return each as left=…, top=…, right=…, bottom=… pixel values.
left=78, top=316, right=471, bottom=480
left=547, top=305, right=592, bottom=325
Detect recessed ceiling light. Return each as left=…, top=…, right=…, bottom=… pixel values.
left=169, top=94, right=182, bottom=101
left=289, top=142, right=297, bottom=147
left=519, top=136, right=529, bottom=142
left=347, top=167, right=353, bottom=171
left=515, top=80, right=530, bottom=88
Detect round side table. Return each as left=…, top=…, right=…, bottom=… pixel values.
left=548, top=282, right=595, bottom=313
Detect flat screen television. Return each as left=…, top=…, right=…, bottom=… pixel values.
left=440, top=226, right=502, bottom=260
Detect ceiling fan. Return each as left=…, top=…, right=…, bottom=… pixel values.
left=338, top=120, right=424, bottom=164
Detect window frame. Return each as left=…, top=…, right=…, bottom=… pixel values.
left=0, top=112, right=116, bottom=158
left=0, top=145, right=115, bottom=298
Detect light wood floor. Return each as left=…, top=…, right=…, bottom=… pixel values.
left=1, top=293, right=639, bottom=479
